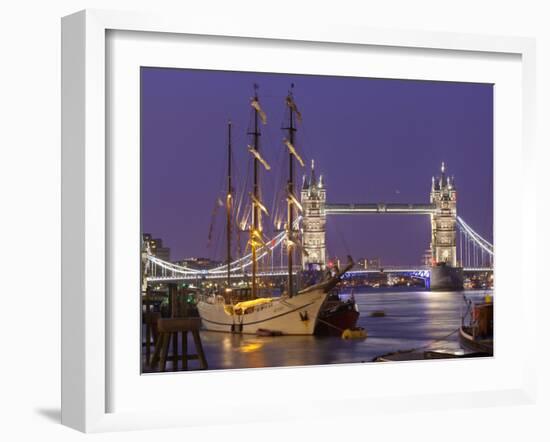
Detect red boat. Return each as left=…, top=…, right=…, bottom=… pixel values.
left=315, top=290, right=360, bottom=336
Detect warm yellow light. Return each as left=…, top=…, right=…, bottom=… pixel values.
left=251, top=193, right=269, bottom=215
left=240, top=342, right=263, bottom=353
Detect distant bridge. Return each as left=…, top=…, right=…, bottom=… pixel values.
left=146, top=264, right=492, bottom=284
left=143, top=164, right=494, bottom=288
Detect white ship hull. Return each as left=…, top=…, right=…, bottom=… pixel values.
left=197, top=287, right=327, bottom=335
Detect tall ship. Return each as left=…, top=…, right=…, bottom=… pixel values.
left=197, top=85, right=352, bottom=335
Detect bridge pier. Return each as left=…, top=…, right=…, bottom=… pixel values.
left=301, top=161, right=326, bottom=270
left=429, top=162, right=463, bottom=290
left=430, top=162, right=457, bottom=267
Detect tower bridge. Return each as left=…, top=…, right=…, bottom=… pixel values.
left=144, top=162, right=493, bottom=291
left=300, top=161, right=489, bottom=290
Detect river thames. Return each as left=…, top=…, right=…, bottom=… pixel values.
left=148, top=288, right=492, bottom=372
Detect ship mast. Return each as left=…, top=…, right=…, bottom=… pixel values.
left=226, top=121, right=232, bottom=289
left=284, top=84, right=304, bottom=297
left=248, top=85, right=262, bottom=298
left=287, top=89, right=296, bottom=296
left=245, top=85, right=270, bottom=298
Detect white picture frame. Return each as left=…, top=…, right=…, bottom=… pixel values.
left=61, top=9, right=537, bottom=433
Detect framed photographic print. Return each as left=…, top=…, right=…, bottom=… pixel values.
left=61, top=9, right=537, bottom=432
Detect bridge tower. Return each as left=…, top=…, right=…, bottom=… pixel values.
left=301, top=160, right=327, bottom=270
left=430, top=162, right=457, bottom=267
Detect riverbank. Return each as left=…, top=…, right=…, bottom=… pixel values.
left=142, top=288, right=492, bottom=372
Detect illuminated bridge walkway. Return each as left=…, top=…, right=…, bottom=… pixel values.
left=325, top=203, right=436, bottom=215
left=146, top=265, right=492, bottom=284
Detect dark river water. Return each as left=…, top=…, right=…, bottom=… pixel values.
left=149, top=288, right=492, bottom=372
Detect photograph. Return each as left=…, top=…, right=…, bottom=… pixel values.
left=1, top=0, right=545, bottom=438
left=140, top=67, right=494, bottom=372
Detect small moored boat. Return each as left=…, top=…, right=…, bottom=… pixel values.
left=315, top=289, right=359, bottom=336
left=459, top=295, right=493, bottom=355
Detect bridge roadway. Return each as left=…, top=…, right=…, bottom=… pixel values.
left=325, top=203, right=436, bottom=215
left=146, top=266, right=492, bottom=283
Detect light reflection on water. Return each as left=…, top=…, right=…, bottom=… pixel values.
left=174, top=288, right=492, bottom=371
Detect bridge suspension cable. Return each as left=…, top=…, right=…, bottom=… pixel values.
left=456, top=216, right=493, bottom=269
left=146, top=217, right=302, bottom=279
left=456, top=216, right=493, bottom=255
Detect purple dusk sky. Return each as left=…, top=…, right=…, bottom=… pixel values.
left=141, top=68, right=493, bottom=265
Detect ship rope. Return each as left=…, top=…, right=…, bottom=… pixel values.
left=316, top=317, right=345, bottom=333
left=332, top=215, right=352, bottom=262
left=384, top=328, right=460, bottom=356
left=206, top=136, right=231, bottom=252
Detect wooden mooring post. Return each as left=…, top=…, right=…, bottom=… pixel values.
left=148, top=283, right=207, bottom=371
